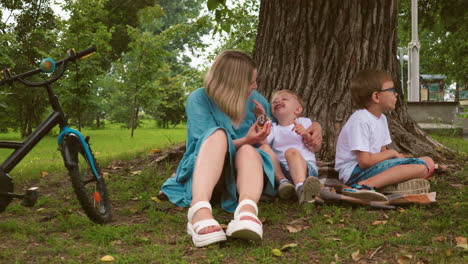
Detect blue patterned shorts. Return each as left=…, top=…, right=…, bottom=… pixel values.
left=345, top=158, right=427, bottom=186
left=280, top=161, right=318, bottom=183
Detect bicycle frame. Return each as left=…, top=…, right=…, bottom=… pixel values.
left=0, top=46, right=111, bottom=223
left=0, top=85, right=66, bottom=173
left=0, top=46, right=100, bottom=188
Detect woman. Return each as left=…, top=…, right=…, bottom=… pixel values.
left=160, top=50, right=321, bottom=247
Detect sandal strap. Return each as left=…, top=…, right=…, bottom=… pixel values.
left=236, top=211, right=260, bottom=222
left=234, top=199, right=258, bottom=219
left=187, top=201, right=212, bottom=222
left=192, top=219, right=221, bottom=233
left=350, top=184, right=376, bottom=191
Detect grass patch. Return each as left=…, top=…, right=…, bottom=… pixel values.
left=0, top=121, right=186, bottom=183
left=0, top=134, right=466, bottom=263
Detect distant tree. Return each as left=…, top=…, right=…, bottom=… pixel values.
left=0, top=0, right=56, bottom=137
left=145, top=66, right=187, bottom=128
left=57, top=0, right=112, bottom=131
left=398, top=0, right=467, bottom=85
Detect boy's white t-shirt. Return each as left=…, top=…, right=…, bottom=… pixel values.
left=334, top=109, right=392, bottom=183
left=266, top=117, right=317, bottom=172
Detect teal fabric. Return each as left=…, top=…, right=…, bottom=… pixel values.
left=160, top=88, right=276, bottom=213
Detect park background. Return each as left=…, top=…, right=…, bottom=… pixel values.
left=0, top=0, right=467, bottom=263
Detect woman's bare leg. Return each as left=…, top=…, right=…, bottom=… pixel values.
left=191, top=129, right=227, bottom=234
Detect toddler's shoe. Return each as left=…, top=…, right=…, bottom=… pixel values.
left=278, top=181, right=295, bottom=200
left=378, top=179, right=430, bottom=195
left=297, top=177, right=321, bottom=204
left=342, top=184, right=388, bottom=202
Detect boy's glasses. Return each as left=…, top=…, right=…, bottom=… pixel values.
left=380, top=87, right=397, bottom=94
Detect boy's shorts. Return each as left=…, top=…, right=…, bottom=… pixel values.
left=280, top=161, right=318, bottom=183
left=345, top=158, right=427, bottom=186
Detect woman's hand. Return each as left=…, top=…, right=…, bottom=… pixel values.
left=303, top=122, right=322, bottom=152
left=246, top=119, right=271, bottom=145
left=252, top=99, right=266, bottom=118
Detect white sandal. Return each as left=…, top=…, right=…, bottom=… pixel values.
left=186, top=201, right=227, bottom=247
left=225, top=199, right=263, bottom=241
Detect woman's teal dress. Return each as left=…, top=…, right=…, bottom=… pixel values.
left=160, top=88, right=275, bottom=213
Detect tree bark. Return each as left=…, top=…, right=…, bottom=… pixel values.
left=254, top=0, right=453, bottom=162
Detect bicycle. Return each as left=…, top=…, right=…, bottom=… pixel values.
left=0, top=46, right=111, bottom=223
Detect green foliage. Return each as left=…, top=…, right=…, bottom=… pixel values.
left=0, top=0, right=57, bottom=137
left=57, top=0, right=112, bottom=130
left=398, top=0, right=467, bottom=84
left=145, top=66, right=187, bottom=128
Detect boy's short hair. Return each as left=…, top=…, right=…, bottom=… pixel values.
left=350, top=70, right=393, bottom=109
left=271, top=90, right=305, bottom=109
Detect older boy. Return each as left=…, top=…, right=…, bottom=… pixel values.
left=335, top=70, right=434, bottom=201
left=259, top=90, right=321, bottom=204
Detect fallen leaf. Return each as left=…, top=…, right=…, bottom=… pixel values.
left=137, top=237, right=150, bottom=242
left=111, top=240, right=122, bottom=246
left=100, top=255, right=115, bottom=262
left=41, top=171, right=48, bottom=177
left=435, top=236, right=444, bottom=241
left=398, top=208, right=406, bottom=213
left=150, top=149, right=161, bottom=153
left=286, top=225, right=308, bottom=233
left=334, top=253, right=340, bottom=262
left=36, top=208, right=46, bottom=212
left=259, top=217, right=266, bottom=223
left=396, top=233, right=402, bottom=237
left=151, top=196, right=161, bottom=203
left=372, top=220, right=387, bottom=225
left=102, top=172, right=110, bottom=180
left=272, top=249, right=283, bottom=257
left=351, top=250, right=363, bottom=261
left=330, top=237, right=341, bottom=241
left=338, top=224, right=345, bottom=228
left=455, top=244, right=468, bottom=250
left=397, top=255, right=412, bottom=264
left=95, top=152, right=101, bottom=155
left=130, top=208, right=138, bottom=213
left=455, top=236, right=467, bottom=245
left=280, top=243, right=297, bottom=251
left=220, top=224, right=228, bottom=229
left=130, top=170, right=142, bottom=175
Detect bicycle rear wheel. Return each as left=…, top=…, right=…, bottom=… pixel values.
left=67, top=148, right=111, bottom=223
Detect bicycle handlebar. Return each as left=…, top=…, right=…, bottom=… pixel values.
left=0, top=46, right=97, bottom=87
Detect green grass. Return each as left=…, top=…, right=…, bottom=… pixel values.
left=430, top=133, right=468, bottom=154
left=0, top=121, right=186, bottom=183
left=0, top=133, right=466, bottom=263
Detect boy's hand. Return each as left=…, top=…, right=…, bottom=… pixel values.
left=252, top=99, right=266, bottom=118
left=292, top=121, right=306, bottom=135
left=384, top=149, right=405, bottom=159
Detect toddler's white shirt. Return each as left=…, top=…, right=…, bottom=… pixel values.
left=334, top=109, right=392, bottom=183
left=266, top=117, right=317, bottom=172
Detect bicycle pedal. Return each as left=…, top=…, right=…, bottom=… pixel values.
left=21, top=187, right=39, bottom=208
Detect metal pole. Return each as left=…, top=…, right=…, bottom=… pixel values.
left=398, top=47, right=405, bottom=96
left=408, top=0, right=420, bottom=102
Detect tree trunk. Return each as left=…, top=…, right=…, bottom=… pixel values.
left=254, top=0, right=453, bottom=162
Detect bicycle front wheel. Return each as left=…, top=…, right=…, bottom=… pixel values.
left=67, top=149, right=111, bottom=223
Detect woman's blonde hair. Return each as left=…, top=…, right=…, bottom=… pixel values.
left=204, top=50, right=256, bottom=127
